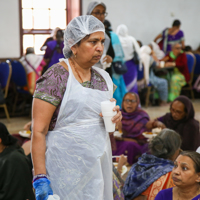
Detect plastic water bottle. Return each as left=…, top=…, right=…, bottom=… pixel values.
left=47, top=194, right=60, bottom=200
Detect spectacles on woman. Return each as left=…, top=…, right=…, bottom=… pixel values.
left=124, top=99, right=137, bottom=103
left=92, top=12, right=108, bottom=17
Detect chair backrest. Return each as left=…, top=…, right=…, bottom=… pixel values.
left=186, top=52, right=196, bottom=83
left=194, top=53, right=200, bottom=75
left=0, top=60, right=12, bottom=98
left=10, top=60, right=28, bottom=87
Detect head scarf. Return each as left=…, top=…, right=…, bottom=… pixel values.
left=123, top=153, right=174, bottom=200
left=116, top=24, right=142, bottom=69
left=161, top=95, right=200, bottom=150
left=121, top=92, right=150, bottom=139
left=0, top=122, right=17, bottom=146
left=150, top=41, right=165, bottom=60
left=63, top=15, right=105, bottom=58
left=86, top=1, right=106, bottom=15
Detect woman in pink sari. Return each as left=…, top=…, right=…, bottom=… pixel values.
left=113, top=92, right=150, bottom=165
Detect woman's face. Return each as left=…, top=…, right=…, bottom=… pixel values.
left=172, top=155, right=200, bottom=187
left=123, top=93, right=138, bottom=113
left=91, top=5, right=106, bottom=23
left=170, top=100, right=186, bottom=121
left=71, top=32, right=105, bottom=67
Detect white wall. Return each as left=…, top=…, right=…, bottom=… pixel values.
left=0, top=0, right=20, bottom=58
left=0, top=0, right=199, bottom=59
left=83, top=0, right=200, bottom=49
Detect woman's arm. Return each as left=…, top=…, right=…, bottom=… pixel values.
left=31, top=98, right=56, bottom=176
left=154, top=33, right=162, bottom=43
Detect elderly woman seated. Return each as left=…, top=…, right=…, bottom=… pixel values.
left=160, top=42, right=190, bottom=102
left=113, top=92, right=150, bottom=165
left=146, top=95, right=200, bottom=151
left=155, top=151, right=200, bottom=199
left=123, top=128, right=181, bottom=200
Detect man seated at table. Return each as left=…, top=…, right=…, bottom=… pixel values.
left=160, top=43, right=190, bottom=102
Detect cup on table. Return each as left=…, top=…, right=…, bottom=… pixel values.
left=101, top=100, right=117, bottom=132
left=160, top=61, right=165, bottom=68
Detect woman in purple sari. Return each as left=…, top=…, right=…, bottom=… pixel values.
left=113, top=92, right=150, bottom=165
left=43, top=29, right=64, bottom=70
left=154, top=19, right=185, bottom=54
left=155, top=151, right=200, bottom=200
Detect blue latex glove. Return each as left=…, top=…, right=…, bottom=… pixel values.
left=33, top=178, right=53, bottom=200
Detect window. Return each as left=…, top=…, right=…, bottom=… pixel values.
left=20, top=0, right=81, bottom=55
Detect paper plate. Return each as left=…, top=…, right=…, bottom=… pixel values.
left=19, top=130, right=31, bottom=138
left=114, top=131, right=122, bottom=137
left=142, top=132, right=157, bottom=139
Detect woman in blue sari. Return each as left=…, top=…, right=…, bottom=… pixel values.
left=104, top=19, right=127, bottom=107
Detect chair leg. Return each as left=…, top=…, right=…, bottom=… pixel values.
left=191, top=89, right=195, bottom=101
left=145, top=87, right=151, bottom=108
left=3, top=104, right=10, bottom=122
left=12, top=93, right=19, bottom=115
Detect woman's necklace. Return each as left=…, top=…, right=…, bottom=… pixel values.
left=69, top=58, right=84, bottom=83
left=178, top=187, right=200, bottom=200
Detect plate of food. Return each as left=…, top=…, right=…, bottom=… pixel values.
left=113, top=162, right=128, bottom=176
left=19, top=130, right=31, bottom=138
left=152, top=127, right=162, bottom=134
left=114, top=131, right=123, bottom=138
left=142, top=132, right=157, bottom=139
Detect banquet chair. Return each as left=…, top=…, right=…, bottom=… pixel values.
left=0, top=60, right=12, bottom=122
left=194, top=53, right=200, bottom=79
left=10, top=60, right=32, bottom=115
left=137, top=65, right=154, bottom=107
left=182, top=52, right=196, bottom=100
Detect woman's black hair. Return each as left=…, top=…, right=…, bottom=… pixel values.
left=172, top=19, right=181, bottom=27
left=0, top=122, right=17, bottom=146
left=149, top=128, right=181, bottom=159
left=103, top=19, right=112, bottom=31
left=180, top=151, right=200, bottom=173
left=55, top=29, right=64, bottom=53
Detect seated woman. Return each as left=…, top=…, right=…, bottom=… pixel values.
left=140, top=45, right=168, bottom=105
left=161, top=42, right=190, bottom=102
left=146, top=95, right=200, bottom=151
left=0, top=122, right=35, bottom=200
left=113, top=92, right=150, bottom=165
left=155, top=151, right=200, bottom=200
left=123, top=128, right=181, bottom=200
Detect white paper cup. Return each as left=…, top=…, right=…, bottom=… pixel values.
left=101, top=101, right=116, bottom=132
left=103, top=116, right=116, bottom=132
left=47, top=194, right=60, bottom=200
left=160, top=61, right=165, bottom=68
left=101, top=101, right=116, bottom=114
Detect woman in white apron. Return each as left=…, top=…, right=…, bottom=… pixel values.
left=31, top=15, right=122, bottom=200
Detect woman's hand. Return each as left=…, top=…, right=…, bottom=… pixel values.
left=103, top=55, right=112, bottom=64
left=33, top=178, right=53, bottom=200
left=155, top=121, right=166, bottom=129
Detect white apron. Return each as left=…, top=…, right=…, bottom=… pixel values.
left=45, top=58, right=114, bottom=200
